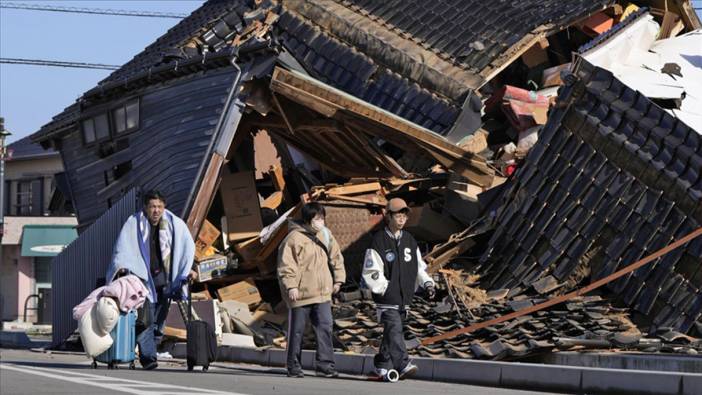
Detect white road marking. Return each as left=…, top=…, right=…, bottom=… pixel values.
left=0, top=363, right=245, bottom=395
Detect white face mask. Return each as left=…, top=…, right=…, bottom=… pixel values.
left=311, top=218, right=325, bottom=232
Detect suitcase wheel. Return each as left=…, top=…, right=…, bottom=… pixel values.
left=91, top=361, right=97, bottom=369
left=129, top=362, right=136, bottom=370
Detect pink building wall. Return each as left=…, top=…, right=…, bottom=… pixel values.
left=0, top=245, right=36, bottom=322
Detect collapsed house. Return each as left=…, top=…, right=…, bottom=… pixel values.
left=32, top=0, right=702, bottom=359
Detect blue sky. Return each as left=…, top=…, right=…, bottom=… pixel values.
left=1, top=1, right=701, bottom=144
left=0, top=0, right=204, bottom=144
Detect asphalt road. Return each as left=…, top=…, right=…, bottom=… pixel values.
left=0, top=349, right=565, bottom=395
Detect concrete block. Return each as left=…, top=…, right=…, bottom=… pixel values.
left=500, top=363, right=581, bottom=393
left=361, top=355, right=376, bottom=376
left=0, top=331, right=31, bottom=348
left=231, top=347, right=269, bottom=365
left=682, top=374, right=702, bottom=395
left=334, top=353, right=366, bottom=375
left=410, top=357, right=434, bottom=380
left=431, top=359, right=501, bottom=386
left=300, top=350, right=315, bottom=370
left=171, top=342, right=187, bottom=358
left=582, top=368, right=682, bottom=395
left=268, top=349, right=287, bottom=367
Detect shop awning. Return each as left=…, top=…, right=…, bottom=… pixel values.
left=20, top=224, right=77, bottom=257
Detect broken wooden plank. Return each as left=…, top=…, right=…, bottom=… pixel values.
left=324, top=193, right=387, bottom=206
left=261, top=191, right=284, bottom=210
left=324, top=182, right=382, bottom=196
left=186, top=152, right=225, bottom=236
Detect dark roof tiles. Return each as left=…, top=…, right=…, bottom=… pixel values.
left=479, top=58, right=702, bottom=333
left=337, top=0, right=612, bottom=71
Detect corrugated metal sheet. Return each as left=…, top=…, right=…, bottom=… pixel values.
left=50, top=188, right=139, bottom=347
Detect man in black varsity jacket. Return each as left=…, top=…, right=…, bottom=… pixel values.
left=361, top=198, right=436, bottom=380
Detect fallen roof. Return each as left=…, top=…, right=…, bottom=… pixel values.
left=478, top=57, right=702, bottom=334
left=32, top=0, right=623, bottom=144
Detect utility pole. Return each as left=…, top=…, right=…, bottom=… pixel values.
left=0, top=117, right=11, bottom=264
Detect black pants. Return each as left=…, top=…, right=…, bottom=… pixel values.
left=374, top=309, right=409, bottom=371
left=286, top=302, right=335, bottom=373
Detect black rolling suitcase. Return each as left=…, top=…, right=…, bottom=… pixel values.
left=183, top=284, right=217, bottom=371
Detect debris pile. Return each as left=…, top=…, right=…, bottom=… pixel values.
left=163, top=0, right=702, bottom=361
left=32, top=0, right=701, bottom=360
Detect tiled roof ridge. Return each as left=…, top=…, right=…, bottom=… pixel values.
left=578, top=6, right=651, bottom=54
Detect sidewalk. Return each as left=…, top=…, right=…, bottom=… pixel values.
left=170, top=343, right=702, bottom=395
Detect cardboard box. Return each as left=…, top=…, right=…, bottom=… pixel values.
left=196, top=254, right=229, bottom=282
left=220, top=171, right=263, bottom=242
left=195, top=219, right=220, bottom=261
left=521, top=39, right=549, bottom=68
left=217, top=279, right=262, bottom=307
left=541, top=63, right=571, bottom=87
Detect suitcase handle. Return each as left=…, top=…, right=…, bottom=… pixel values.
left=177, top=280, right=200, bottom=324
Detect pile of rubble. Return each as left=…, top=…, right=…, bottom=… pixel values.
left=156, top=0, right=702, bottom=363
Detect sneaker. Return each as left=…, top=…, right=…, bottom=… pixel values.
left=287, top=370, right=304, bottom=378
left=315, top=369, right=339, bottom=378
left=142, top=361, right=158, bottom=371
left=399, top=362, right=418, bottom=379
left=371, top=367, right=388, bottom=378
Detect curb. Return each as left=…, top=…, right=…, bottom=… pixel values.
left=0, top=331, right=32, bottom=348
left=171, top=344, right=702, bottom=395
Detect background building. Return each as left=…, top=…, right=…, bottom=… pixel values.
left=1, top=136, right=76, bottom=325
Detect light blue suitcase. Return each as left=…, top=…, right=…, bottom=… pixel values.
left=92, top=310, right=137, bottom=369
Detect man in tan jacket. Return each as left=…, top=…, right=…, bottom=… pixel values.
left=278, top=202, right=345, bottom=378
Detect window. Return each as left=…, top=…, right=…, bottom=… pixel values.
left=34, top=257, right=53, bottom=285
left=14, top=179, right=43, bottom=216
left=82, top=119, right=96, bottom=143
left=82, top=98, right=139, bottom=145
left=94, top=113, right=110, bottom=140
left=112, top=107, right=126, bottom=134
left=112, top=99, right=140, bottom=134
left=82, top=113, right=110, bottom=144
left=125, top=100, right=140, bottom=130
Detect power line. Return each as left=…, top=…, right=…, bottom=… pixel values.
left=0, top=2, right=188, bottom=19
left=0, top=58, right=119, bottom=70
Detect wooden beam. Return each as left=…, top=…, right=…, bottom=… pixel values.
left=421, top=227, right=702, bottom=345
left=323, top=193, right=387, bottom=206
left=261, top=191, right=284, bottom=210
left=342, top=125, right=409, bottom=179
left=324, top=182, right=382, bottom=196
left=271, top=92, right=297, bottom=136
left=186, top=152, right=224, bottom=237
left=269, top=165, right=285, bottom=191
